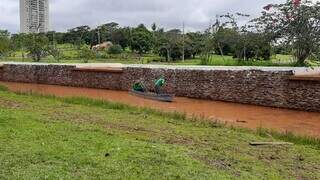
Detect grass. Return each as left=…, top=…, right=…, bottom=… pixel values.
left=2, top=43, right=314, bottom=66
left=155, top=55, right=297, bottom=67
left=1, top=85, right=320, bottom=179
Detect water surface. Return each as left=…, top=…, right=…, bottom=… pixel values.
left=1, top=81, right=320, bottom=137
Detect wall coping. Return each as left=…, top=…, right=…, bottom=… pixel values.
left=289, top=75, right=320, bottom=81
left=73, top=67, right=124, bottom=73
left=1, top=62, right=319, bottom=74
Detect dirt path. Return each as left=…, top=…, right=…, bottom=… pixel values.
left=1, top=81, right=320, bottom=137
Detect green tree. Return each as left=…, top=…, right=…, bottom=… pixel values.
left=233, top=32, right=272, bottom=60
left=212, top=28, right=238, bottom=56
left=130, top=24, right=152, bottom=57
left=48, top=45, right=62, bottom=62
left=64, top=26, right=91, bottom=48
left=151, top=23, right=157, bottom=32
left=98, top=22, right=119, bottom=42
left=108, top=44, right=123, bottom=54
left=254, top=0, right=320, bottom=65
left=0, top=30, right=11, bottom=57
left=80, top=45, right=95, bottom=63
left=111, top=27, right=130, bottom=50
left=25, top=33, right=49, bottom=62
left=187, top=32, right=206, bottom=58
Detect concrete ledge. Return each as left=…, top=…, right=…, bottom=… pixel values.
left=289, top=75, right=320, bottom=81
left=73, top=67, right=124, bottom=73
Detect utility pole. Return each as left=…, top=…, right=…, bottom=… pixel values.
left=97, top=26, right=101, bottom=44
left=182, top=22, right=185, bottom=62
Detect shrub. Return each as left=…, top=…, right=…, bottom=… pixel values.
left=79, top=45, right=95, bottom=63
left=107, top=44, right=123, bottom=54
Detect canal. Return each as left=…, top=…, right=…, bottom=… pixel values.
left=1, top=81, right=320, bottom=137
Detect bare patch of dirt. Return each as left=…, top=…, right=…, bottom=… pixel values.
left=104, top=123, right=155, bottom=133
left=45, top=110, right=105, bottom=124
left=0, top=98, right=26, bottom=109
left=192, top=155, right=242, bottom=177
left=165, top=136, right=197, bottom=146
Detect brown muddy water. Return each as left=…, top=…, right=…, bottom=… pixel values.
left=1, top=81, right=320, bottom=138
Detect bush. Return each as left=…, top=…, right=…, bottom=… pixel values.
left=107, top=44, right=123, bottom=54
left=79, top=45, right=95, bottom=63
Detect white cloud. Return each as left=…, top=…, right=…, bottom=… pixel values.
left=0, top=0, right=297, bottom=33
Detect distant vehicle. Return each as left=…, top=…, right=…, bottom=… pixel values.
left=92, top=42, right=113, bottom=51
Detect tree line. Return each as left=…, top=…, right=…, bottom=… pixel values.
left=0, top=0, right=319, bottom=65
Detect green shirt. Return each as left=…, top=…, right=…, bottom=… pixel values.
left=133, top=83, right=144, bottom=91
left=155, top=78, right=165, bottom=87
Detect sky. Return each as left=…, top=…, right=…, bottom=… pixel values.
left=0, top=0, right=301, bottom=33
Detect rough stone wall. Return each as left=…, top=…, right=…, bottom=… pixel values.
left=1, top=64, right=75, bottom=85
left=0, top=64, right=123, bottom=90
left=285, top=80, right=320, bottom=111
left=120, top=67, right=295, bottom=108
left=71, top=71, right=123, bottom=90
left=0, top=67, right=3, bottom=80
left=0, top=63, right=319, bottom=112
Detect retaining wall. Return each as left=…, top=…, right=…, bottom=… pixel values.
left=0, top=63, right=319, bottom=112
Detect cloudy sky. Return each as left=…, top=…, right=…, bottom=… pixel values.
left=0, top=0, right=295, bottom=33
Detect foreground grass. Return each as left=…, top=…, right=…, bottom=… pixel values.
left=1, top=88, right=320, bottom=179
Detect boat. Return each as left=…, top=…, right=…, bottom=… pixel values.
left=129, top=90, right=174, bottom=102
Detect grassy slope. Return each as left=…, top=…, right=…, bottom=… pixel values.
left=0, top=89, right=320, bottom=179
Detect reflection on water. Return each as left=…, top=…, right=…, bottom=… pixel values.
left=1, top=81, right=320, bottom=137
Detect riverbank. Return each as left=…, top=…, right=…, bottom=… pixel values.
left=2, top=81, right=320, bottom=138
left=1, top=62, right=320, bottom=112
left=0, top=86, right=320, bottom=179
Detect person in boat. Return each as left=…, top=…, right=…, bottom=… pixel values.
left=154, top=77, right=166, bottom=94
left=133, top=80, right=146, bottom=92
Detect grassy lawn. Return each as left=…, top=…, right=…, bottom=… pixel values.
left=2, top=43, right=319, bottom=66
left=1, top=43, right=309, bottom=66
left=0, top=86, right=320, bottom=179
left=0, top=55, right=298, bottom=67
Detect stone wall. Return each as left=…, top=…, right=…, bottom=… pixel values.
left=0, top=63, right=319, bottom=112
left=0, top=64, right=123, bottom=90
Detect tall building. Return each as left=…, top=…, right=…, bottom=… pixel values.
left=20, top=0, right=49, bottom=33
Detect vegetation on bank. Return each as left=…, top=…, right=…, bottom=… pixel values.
left=1, top=43, right=313, bottom=67
left=1, top=49, right=302, bottom=67
left=1, top=1, right=320, bottom=66
left=0, top=85, right=320, bottom=179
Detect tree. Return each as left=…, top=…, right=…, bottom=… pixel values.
left=108, top=44, right=123, bottom=54
left=48, top=45, right=62, bottom=62
left=151, top=23, right=157, bottom=32
left=0, top=30, right=11, bottom=56
left=211, top=13, right=250, bottom=59
left=233, top=32, right=272, bottom=60
left=186, top=32, right=206, bottom=58
left=212, top=28, right=238, bottom=56
left=64, top=26, right=91, bottom=48
left=98, top=22, right=119, bottom=42
left=130, top=24, right=152, bottom=57
left=80, top=45, right=95, bottom=63
left=110, top=27, right=130, bottom=50
left=254, top=0, right=320, bottom=65
left=25, top=33, right=49, bottom=62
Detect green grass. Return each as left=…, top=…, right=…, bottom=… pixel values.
left=1, top=86, right=320, bottom=179
left=152, top=55, right=297, bottom=67
left=2, top=43, right=310, bottom=66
